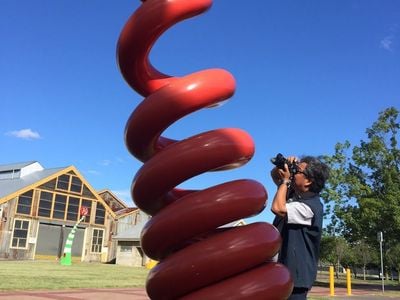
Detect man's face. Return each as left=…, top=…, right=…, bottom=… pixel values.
left=293, top=162, right=312, bottom=192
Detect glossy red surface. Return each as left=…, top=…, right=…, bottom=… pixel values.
left=141, top=180, right=267, bottom=260
left=116, top=0, right=293, bottom=299
left=180, top=263, right=293, bottom=300
left=146, top=223, right=284, bottom=299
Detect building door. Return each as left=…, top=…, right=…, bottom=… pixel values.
left=35, top=223, right=84, bottom=259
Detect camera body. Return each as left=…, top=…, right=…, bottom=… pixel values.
left=270, top=153, right=298, bottom=176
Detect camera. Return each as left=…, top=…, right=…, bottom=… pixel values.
left=270, top=153, right=298, bottom=175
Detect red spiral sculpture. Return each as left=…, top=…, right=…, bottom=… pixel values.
left=117, top=0, right=293, bottom=299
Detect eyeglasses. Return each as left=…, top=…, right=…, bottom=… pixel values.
left=294, top=167, right=308, bottom=177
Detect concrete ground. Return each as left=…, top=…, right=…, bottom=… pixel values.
left=0, top=288, right=148, bottom=300
left=0, top=286, right=396, bottom=299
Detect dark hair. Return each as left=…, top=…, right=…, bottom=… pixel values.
left=300, top=156, right=330, bottom=193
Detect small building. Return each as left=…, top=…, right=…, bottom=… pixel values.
left=0, top=161, right=149, bottom=265
left=112, top=207, right=150, bottom=267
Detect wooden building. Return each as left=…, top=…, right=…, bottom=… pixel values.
left=112, top=209, right=150, bottom=267
left=0, top=161, right=148, bottom=265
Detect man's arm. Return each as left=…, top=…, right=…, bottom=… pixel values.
left=271, top=179, right=290, bottom=217
left=270, top=162, right=291, bottom=217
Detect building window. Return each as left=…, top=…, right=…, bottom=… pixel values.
left=56, top=174, right=70, bottom=191
left=81, top=199, right=92, bottom=223
left=55, top=173, right=83, bottom=195
left=17, top=190, right=33, bottom=215
left=91, top=229, right=104, bottom=253
left=11, top=219, right=30, bottom=249
left=120, top=245, right=133, bottom=252
left=38, top=191, right=53, bottom=218
left=0, top=169, right=21, bottom=180
left=119, top=241, right=133, bottom=253
left=53, top=194, right=67, bottom=220
left=70, top=176, right=82, bottom=194
left=94, top=203, right=105, bottom=225
left=67, top=197, right=80, bottom=221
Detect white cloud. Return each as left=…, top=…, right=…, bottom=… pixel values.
left=380, top=35, right=394, bottom=52
left=87, top=170, right=101, bottom=175
left=6, top=128, right=41, bottom=140
left=115, top=157, right=125, bottom=163
left=98, top=157, right=126, bottom=166
left=99, top=159, right=112, bottom=166
left=380, top=25, right=398, bottom=52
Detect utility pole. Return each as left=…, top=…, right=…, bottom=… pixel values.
left=377, top=231, right=384, bottom=293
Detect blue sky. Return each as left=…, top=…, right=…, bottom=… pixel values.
left=1, top=0, right=399, bottom=225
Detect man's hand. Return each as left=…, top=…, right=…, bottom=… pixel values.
left=271, top=163, right=291, bottom=186
left=279, top=163, right=291, bottom=182
left=270, top=167, right=281, bottom=186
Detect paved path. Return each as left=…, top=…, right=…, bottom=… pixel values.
left=0, top=286, right=396, bottom=299
left=0, top=288, right=149, bottom=300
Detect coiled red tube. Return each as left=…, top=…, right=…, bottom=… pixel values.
left=117, top=0, right=293, bottom=299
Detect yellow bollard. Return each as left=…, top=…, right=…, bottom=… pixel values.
left=329, top=266, right=335, bottom=296
left=146, top=259, right=158, bottom=269
left=346, top=268, right=352, bottom=295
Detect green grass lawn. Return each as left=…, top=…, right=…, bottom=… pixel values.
left=2, top=260, right=400, bottom=300
left=0, top=260, right=149, bottom=291
left=309, top=271, right=400, bottom=299
left=315, top=271, right=400, bottom=288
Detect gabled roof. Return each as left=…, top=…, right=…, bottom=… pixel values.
left=97, top=189, right=128, bottom=212
left=0, top=161, right=65, bottom=201
left=0, top=161, right=38, bottom=172
left=112, top=210, right=150, bottom=241
left=112, top=216, right=148, bottom=241
left=0, top=161, right=116, bottom=218
left=115, top=207, right=139, bottom=218
left=0, top=167, right=65, bottom=200
left=112, top=226, right=142, bottom=241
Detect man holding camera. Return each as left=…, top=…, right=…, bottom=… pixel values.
left=270, top=155, right=329, bottom=300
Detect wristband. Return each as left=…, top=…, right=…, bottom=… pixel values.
left=281, top=179, right=291, bottom=187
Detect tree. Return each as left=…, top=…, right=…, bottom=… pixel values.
left=322, top=107, right=400, bottom=249
left=320, top=235, right=350, bottom=278
left=340, top=244, right=357, bottom=277
left=320, top=234, right=337, bottom=266
left=353, top=240, right=376, bottom=280
left=386, top=243, right=400, bottom=283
